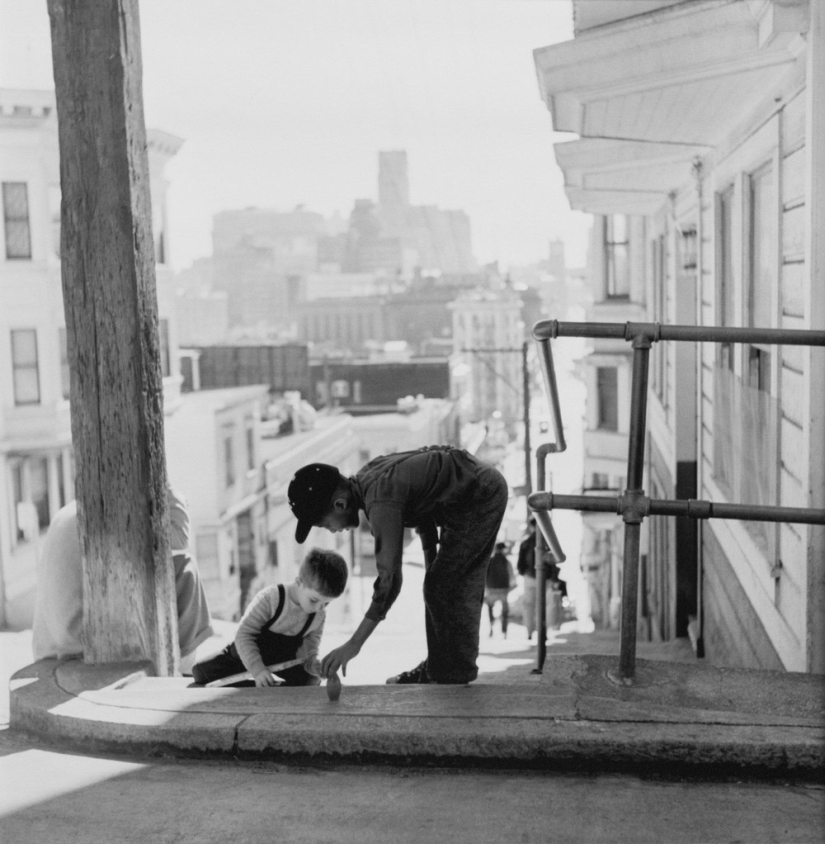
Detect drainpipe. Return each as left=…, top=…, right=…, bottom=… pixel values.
left=692, top=158, right=705, bottom=657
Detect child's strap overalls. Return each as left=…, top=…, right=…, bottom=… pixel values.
left=234, top=583, right=316, bottom=669
left=192, top=585, right=317, bottom=686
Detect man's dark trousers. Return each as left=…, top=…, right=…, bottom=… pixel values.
left=423, top=460, right=508, bottom=683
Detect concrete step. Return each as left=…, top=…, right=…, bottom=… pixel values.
left=10, top=654, right=824, bottom=778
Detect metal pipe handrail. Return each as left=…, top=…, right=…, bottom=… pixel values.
left=533, top=319, right=825, bottom=348
left=535, top=338, right=567, bottom=454
left=531, top=444, right=567, bottom=674
left=528, top=318, right=825, bottom=685
left=529, top=491, right=825, bottom=526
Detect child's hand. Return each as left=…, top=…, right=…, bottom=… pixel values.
left=304, top=657, right=323, bottom=677
left=254, top=669, right=279, bottom=688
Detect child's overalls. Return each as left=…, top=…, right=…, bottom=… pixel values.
left=192, top=585, right=317, bottom=686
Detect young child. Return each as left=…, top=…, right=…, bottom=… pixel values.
left=192, top=547, right=348, bottom=687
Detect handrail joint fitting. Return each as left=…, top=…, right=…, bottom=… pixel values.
left=619, top=490, right=650, bottom=524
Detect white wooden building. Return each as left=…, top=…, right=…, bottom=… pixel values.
left=0, top=88, right=183, bottom=629
left=535, top=0, right=824, bottom=672
left=449, top=287, right=525, bottom=429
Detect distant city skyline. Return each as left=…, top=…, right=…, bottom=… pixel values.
left=0, top=0, right=593, bottom=272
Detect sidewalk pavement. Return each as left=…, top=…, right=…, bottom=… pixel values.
left=8, top=624, right=824, bottom=779
left=5, top=563, right=823, bottom=779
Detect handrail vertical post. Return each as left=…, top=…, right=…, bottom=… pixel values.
left=536, top=335, right=567, bottom=454
left=523, top=340, right=532, bottom=518
left=534, top=449, right=548, bottom=673
left=615, top=333, right=652, bottom=683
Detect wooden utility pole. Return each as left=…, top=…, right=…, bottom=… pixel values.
left=47, top=0, right=178, bottom=673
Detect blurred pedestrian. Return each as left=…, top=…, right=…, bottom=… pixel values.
left=483, top=542, right=516, bottom=637
left=517, top=517, right=565, bottom=639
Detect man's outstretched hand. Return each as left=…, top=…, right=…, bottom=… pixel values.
left=320, top=640, right=361, bottom=678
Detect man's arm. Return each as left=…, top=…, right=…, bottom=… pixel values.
left=363, top=503, right=407, bottom=621
left=320, top=502, right=408, bottom=676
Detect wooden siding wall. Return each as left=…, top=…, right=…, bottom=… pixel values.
left=647, top=439, right=675, bottom=642
left=703, top=528, right=784, bottom=671
left=777, top=90, right=807, bottom=647
left=697, top=90, right=812, bottom=671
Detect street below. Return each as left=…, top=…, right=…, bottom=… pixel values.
left=3, top=614, right=824, bottom=843
left=1, top=725, right=822, bottom=844
left=2, top=325, right=823, bottom=843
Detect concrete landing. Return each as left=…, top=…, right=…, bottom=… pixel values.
left=9, top=654, right=824, bottom=778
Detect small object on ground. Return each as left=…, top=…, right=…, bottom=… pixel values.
left=204, top=656, right=305, bottom=688
left=326, top=672, right=342, bottom=701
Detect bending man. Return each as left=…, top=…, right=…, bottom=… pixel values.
left=287, top=445, right=508, bottom=684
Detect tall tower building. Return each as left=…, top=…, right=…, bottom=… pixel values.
left=378, top=150, right=409, bottom=221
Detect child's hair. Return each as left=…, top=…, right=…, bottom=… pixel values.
left=300, top=547, right=348, bottom=598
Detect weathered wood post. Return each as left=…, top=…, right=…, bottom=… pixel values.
left=47, top=0, right=178, bottom=673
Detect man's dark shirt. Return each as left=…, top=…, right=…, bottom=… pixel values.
left=352, top=446, right=486, bottom=621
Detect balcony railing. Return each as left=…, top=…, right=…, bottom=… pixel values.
left=528, top=320, right=825, bottom=684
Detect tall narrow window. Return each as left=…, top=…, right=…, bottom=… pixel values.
left=605, top=215, right=630, bottom=298
left=748, top=163, right=775, bottom=331
left=59, top=327, right=71, bottom=399
left=268, top=540, right=279, bottom=570
left=717, top=186, right=735, bottom=371
left=57, top=453, right=66, bottom=509
left=224, top=434, right=235, bottom=488
left=651, top=235, right=666, bottom=402
left=3, top=182, right=32, bottom=259
left=11, top=329, right=40, bottom=405
left=741, top=163, right=778, bottom=557
left=12, top=464, right=24, bottom=541
left=745, top=163, right=775, bottom=403
left=245, top=423, right=255, bottom=472
left=596, top=366, right=619, bottom=432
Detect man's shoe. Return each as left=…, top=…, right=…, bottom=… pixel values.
left=386, top=660, right=430, bottom=684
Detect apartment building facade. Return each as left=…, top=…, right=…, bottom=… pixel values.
left=450, top=287, right=525, bottom=430
left=0, top=88, right=182, bottom=629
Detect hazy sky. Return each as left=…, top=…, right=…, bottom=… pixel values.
left=2, top=0, right=592, bottom=271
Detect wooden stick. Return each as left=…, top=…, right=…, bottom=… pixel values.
left=204, top=657, right=305, bottom=688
